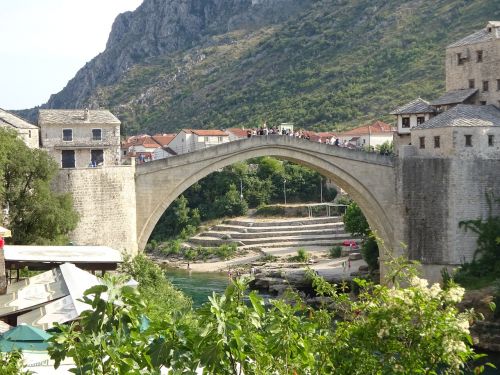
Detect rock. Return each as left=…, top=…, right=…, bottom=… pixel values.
left=44, top=0, right=311, bottom=110
left=349, top=252, right=362, bottom=260
left=358, top=265, right=369, bottom=272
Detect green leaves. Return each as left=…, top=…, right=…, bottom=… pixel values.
left=0, top=128, right=78, bottom=245
left=49, top=255, right=481, bottom=374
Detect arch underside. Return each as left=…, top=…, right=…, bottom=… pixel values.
left=136, top=143, right=395, bottom=254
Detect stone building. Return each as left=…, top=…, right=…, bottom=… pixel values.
left=0, top=108, right=39, bottom=149
left=390, top=98, right=435, bottom=148
left=444, top=21, right=500, bottom=107
left=411, top=104, right=499, bottom=158
left=391, top=22, right=500, bottom=275
left=38, top=109, right=121, bottom=168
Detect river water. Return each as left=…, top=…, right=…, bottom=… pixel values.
left=164, top=268, right=230, bottom=307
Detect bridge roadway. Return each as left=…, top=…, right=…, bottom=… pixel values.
left=135, top=135, right=398, bottom=254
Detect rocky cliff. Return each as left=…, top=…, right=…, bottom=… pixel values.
left=18, top=0, right=500, bottom=134
left=45, top=0, right=311, bottom=109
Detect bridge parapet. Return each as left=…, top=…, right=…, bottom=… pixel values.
left=136, top=135, right=394, bottom=175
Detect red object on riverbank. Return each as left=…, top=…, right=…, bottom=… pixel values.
left=343, top=239, right=357, bottom=247
left=0, top=237, right=4, bottom=249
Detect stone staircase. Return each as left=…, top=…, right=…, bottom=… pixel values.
left=187, top=216, right=361, bottom=254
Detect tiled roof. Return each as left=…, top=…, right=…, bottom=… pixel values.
left=151, top=134, right=175, bottom=146
left=226, top=128, right=249, bottom=138
left=430, top=89, right=478, bottom=106
left=390, top=98, right=435, bottom=115
left=38, top=109, right=120, bottom=125
left=0, top=108, right=38, bottom=129
left=341, top=121, right=395, bottom=136
left=183, top=129, right=228, bottom=136
left=447, top=22, right=500, bottom=48
left=413, top=104, right=500, bottom=130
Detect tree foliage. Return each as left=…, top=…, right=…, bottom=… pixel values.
left=0, top=351, right=32, bottom=375
left=0, top=128, right=78, bottom=244
left=343, top=202, right=370, bottom=238
left=48, top=257, right=484, bottom=374
left=150, top=158, right=336, bottom=241
left=455, top=195, right=500, bottom=288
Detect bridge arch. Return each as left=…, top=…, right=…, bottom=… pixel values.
left=135, top=136, right=397, bottom=254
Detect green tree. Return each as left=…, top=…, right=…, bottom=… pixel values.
left=119, top=254, right=192, bottom=321
left=376, top=140, right=394, bottom=155
left=49, top=275, right=156, bottom=374
left=344, top=202, right=379, bottom=270
left=343, top=202, right=370, bottom=237
left=50, top=258, right=483, bottom=374
left=214, top=184, right=248, bottom=217
left=0, top=128, right=78, bottom=244
left=361, top=235, right=379, bottom=271
left=0, top=351, right=32, bottom=375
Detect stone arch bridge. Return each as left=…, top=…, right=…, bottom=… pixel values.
left=135, top=136, right=398, bottom=257
left=56, top=134, right=498, bottom=282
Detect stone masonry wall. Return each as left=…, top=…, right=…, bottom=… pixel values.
left=446, top=38, right=500, bottom=106
left=52, top=165, right=138, bottom=255
left=400, top=152, right=500, bottom=267
left=401, top=156, right=452, bottom=264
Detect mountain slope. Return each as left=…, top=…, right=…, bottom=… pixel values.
left=38, top=0, right=500, bottom=135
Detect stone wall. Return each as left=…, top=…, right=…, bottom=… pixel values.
left=52, top=165, right=138, bottom=255
left=446, top=38, right=500, bottom=106
left=399, top=148, right=500, bottom=268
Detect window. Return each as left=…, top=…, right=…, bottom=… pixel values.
left=402, top=117, right=410, bottom=128
left=469, top=79, right=475, bottom=89
left=419, top=137, right=425, bottom=149
left=28, top=130, right=32, bottom=138
left=218, top=136, right=224, bottom=142
left=488, top=135, right=494, bottom=147
left=62, top=129, right=73, bottom=142
left=417, top=116, right=425, bottom=125
left=434, top=136, right=440, bottom=148
left=465, top=135, right=472, bottom=147
left=91, top=150, right=104, bottom=166
left=483, top=80, right=489, bottom=92
left=92, top=129, right=102, bottom=141
left=61, top=150, right=75, bottom=168
left=476, top=50, right=483, bottom=62
left=457, top=53, right=464, bottom=65
left=480, top=101, right=487, bottom=105
left=497, top=79, right=500, bottom=91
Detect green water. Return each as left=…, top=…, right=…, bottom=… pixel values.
left=164, top=268, right=230, bottom=307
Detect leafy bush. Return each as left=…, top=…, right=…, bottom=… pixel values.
left=0, top=351, right=31, bottom=374
left=50, top=257, right=482, bottom=374
left=329, top=246, right=342, bottom=258
left=343, top=202, right=370, bottom=238
left=361, top=236, right=379, bottom=271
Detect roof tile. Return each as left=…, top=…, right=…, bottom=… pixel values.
left=413, top=104, right=500, bottom=130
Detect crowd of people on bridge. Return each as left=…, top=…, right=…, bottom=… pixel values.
left=246, top=125, right=350, bottom=147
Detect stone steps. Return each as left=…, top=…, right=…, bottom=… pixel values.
left=224, top=216, right=341, bottom=227
left=198, top=227, right=345, bottom=240
left=186, top=215, right=358, bottom=252
left=212, top=222, right=344, bottom=233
